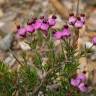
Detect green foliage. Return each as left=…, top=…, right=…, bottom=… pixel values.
left=0, top=61, right=38, bottom=96
left=0, top=61, right=15, bottom=96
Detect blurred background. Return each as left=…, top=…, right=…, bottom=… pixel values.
left=0, top=0, right=96, bottom=87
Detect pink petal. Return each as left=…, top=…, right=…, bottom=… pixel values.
left=68, top=16, right=76, bottom=25
left=26, top=25, right=34, bottom=33
left=40, top=23, right=49, bottom=31
left=71, top=78, right=80, bottom=87
left=75, top=20, right=84, bottom=28
left=17, top=27, right=26, bottom=37
left=92, top=36, right=96, bottom=45
left=77, top=73, right=86, bottom=82
left=78, top=83, right=88, bottom=92
left=54, top=32, right=62, bottom=39
left=48, top=18, right=56, bottom=26
left=34, top=19, right=42, bottom=30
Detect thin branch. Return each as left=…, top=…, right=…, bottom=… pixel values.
left=76, top=0, right=80, bottom=16
left=49, top=0, right=69, bottom=19
left=32, top=64, right=62, bottom=95
left=9, top=49, right=23, bottom=66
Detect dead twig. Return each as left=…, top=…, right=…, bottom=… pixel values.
left=49, top=0, right=69, bottom=19
left=9, top=49, right=23, bottom=66
left=32, top=64, right=62, bottom=95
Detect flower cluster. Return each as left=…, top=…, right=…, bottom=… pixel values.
left=54, top=25, right=71, bottom=40
left=53, top=13, right=86, bottom=40
left=71, top=72, right=88, bottom=92
left=16, top=15, right=57, bottom=37
left=68, top=13, right=85, bottom=29
left=17, top=13, right=86, bottom=41
left=15, top=14, right=96, bottom=95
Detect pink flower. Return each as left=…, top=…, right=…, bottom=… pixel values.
left=77, top=73, right=86, bottom=82
left=71, top=78, right=81, bottom=87
left=62, top=25, right=71, bottom=38
left=78, top=83, right=88, bottom=92
left=40, top=20, right=49, bottom=31
left=54, top=25, right=71, bottom=40
left=68, top=13, right=76, bottom=25
left=26, top=24, right=35, bottom=33
left=92, top=36, right=96, bottom=45
left=74, top=17, right=84, bottom=29
left=48, top=15, right=57, bottom=26
left=34, top=19, right=42, bottom=30
left=80, top=14, right=85, bottom=24
left=54, top=31, right=62, bottom=39
left=17, top=26, right=26, bottom=37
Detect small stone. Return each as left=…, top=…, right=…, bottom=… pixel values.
left=85, top=42, right=96, bottom=51
left=0, top=22, right=16, bottom=34
left=4, top=54, right=16, bottom=67
left=19, top=41, right=31, bottom=51
left=85, top=42, right=93, bottom=49
left=0, top=33, right=14, bottom=51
